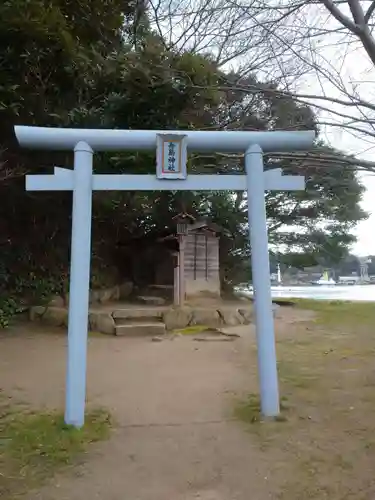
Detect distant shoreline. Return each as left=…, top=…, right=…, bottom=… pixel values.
left=236, top=284, right=375, bottom=302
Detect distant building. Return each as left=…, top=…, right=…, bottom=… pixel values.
left=337, top=276, right=360, bottom=285
left=282, top=266, right=326, bottom=285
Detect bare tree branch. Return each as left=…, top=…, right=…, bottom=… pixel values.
left=146, top=0, right=375, bottom=174
left=365, top=0, right=375, bottom=21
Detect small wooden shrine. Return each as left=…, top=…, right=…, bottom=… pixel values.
left=119, top=212, right=224, bottom=305
left=166, top=212, right=222, bottom=305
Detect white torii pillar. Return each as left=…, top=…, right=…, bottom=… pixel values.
left=15, top=126, right=314, bottom=427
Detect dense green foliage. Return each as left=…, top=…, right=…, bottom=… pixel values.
left=0, top=0, right=366, bottom=323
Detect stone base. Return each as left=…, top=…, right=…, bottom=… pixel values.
left=47, top=282, right=134, bottom=308
left=28, top=303, right=254, bottom=336
left=163, top=306, right=251, bottom=330
left=29, top=306, right=68, bottom=327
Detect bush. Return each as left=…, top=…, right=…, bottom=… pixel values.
left=0, top=297, right=24, bottom=328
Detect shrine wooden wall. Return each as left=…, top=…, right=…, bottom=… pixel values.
left=182, top=231, right=220, bottom=297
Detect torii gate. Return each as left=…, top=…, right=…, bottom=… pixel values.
left=15, top=126, right=315, bottom=427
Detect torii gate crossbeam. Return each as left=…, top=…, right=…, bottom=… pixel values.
left=15, top=126, right=315, bottom=428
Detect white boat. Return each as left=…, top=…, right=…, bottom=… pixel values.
left=312, top=271, right=336, bottom=286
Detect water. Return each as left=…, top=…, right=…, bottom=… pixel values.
left=242, top=285, right=375, bottom=302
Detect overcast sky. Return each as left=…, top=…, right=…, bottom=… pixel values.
left=332, top=140, right=375, bottom=257
left=321, top=96, right=375, bottom=258
left=354, top=178, right=375, bottom=256
left=299, top=5, right=375, bottom=258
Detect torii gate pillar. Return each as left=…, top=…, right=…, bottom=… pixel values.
left=246, top=144, right=279, bottom=416
left=65, top=142, right=94, bottom=425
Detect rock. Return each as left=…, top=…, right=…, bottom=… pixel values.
left=238, top=307, right=253, bottom=324
left=137, top=296, right=166, bottom=306
left=64, top=289, right=116, bottom=305
left=98, top=288, right=114, bottom=304
left=29, top=306, right=47, bottom=321
left=89, top=289, right=101, bottom=304
left=90, top=286, right=120, bottom=304
left=111, top=285, right=120, bottom=301
left=119, top=281, right=134, bottom=299
left=30, top=306, right=68, bottom=327
left=48, top=295, right=65, bottom=307
left=218, top=308, right=244, bottom=326
left=190, top=309, right=221, bottom=327
left=163, top=308, right=192, bottom=330
left=97, top=314, right=116, bottom=334
left=89, top=312, right=99, bottom=330
left=90, top=313, right=115, bottom=335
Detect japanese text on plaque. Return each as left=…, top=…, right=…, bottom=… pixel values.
left=167, top=142, right=178, bottom=172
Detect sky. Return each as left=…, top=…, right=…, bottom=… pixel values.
left=353, top=177, right=375, bottom=256
left=320, top=92, right=375, bottom=258
left=332, top=135, right=375, bottom=257
left=298, top=4, right=375, bottom=258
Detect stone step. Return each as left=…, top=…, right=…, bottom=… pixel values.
left=115, top=322, right=166, bottom=337
left=115, top=317, right=164, bottom=325
left=113, top=308, right=165, bottom=321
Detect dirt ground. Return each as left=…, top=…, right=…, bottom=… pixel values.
left=1, top=306, right=375, bottom=499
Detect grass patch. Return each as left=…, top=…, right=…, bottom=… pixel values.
left=0, top=394, right=112, bottom=498
left=234, top=393, right=262, bottom=424
left=277, top=359, right=320, bottom=390
left=173, top=325, right=214, bottom=335
left=234, top=393, right=289, bottom=425
left=233, top=298, right=375, bottom=498
left=88, top=330, right=107, bottom=337
left=284, top=298, right=375, bottom=327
